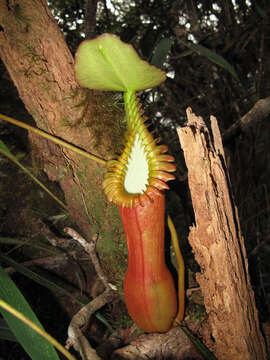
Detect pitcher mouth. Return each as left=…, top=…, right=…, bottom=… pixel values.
left=102, top=92, right=176, bottom=208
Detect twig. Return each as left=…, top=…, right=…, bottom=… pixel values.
left=249, top=233, right=270, bottom=257
left=64, top=228, right=116, bottom=291
left=66, top=289, right=115, bottom=360
left=64, top=228, right=117, bottom=360
left=186, top=287, right=201, bottom=296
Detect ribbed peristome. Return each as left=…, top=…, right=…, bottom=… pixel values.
left=103, top=91, right=176, bottom=207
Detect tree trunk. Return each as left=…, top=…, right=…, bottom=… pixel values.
left=0, top=0, right=126, bottom=284
left=177, top=108, right=267, bottom=360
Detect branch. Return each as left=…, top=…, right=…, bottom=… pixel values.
left=112, top=327, right=204, bottom=360
left=65, top=229, right=117, bottom=360
left=84, top=0, right=98, bottom=39
left=222, top=96, right=270, bottom=143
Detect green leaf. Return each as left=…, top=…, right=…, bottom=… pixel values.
left=0, top=253, right=85, bottom=306
left=151, top=37, right=174, bottom=69
left=0, top=253, right=114, bottom=333
left=0, top=318, right=17, bottom=342
left=0, top=237, right=62, bottom=255
left=75, top=33, right=166, bottom=92
left=0, top=264, right=60, bottom=360
left=0, top=113, right=106, bottom=166
left=184, top=41, right=239, bottom=81
left=0, top=139, right=67, bottom=209
left=0, top=138, right=12, bottom=156
left=180, top=326, right=218, bottom=360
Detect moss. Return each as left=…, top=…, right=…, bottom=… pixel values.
left=26, top=85, right=129, bottom=300
left=76, top=168, right=84, bottom=182
left=103, top=300, right=134, bottom=331
left=23, top=44, right=48, bottom=79
left=58, top=163, right=72, bottom=180
left=3, top=3, right=31, bottom=33
left=90, top=92, right=126, bottom=154
left=69, top=156, right=127, bottom=286
left=61, top=116, right=73, bottom=128
left=29, top=108, right=48, bottom=131
left=188, top=302, right=206, bottom=323
left=69, top=88, right=126, bottom=154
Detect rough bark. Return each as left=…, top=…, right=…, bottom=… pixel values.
left=0, top=0, right=126, bottom=284
left=177, top=108, right=267, bottom=360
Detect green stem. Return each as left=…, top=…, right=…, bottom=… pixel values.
left=123, top=90, right=142, bottom=127
left=168, top=215, right=185, bottom=324
left=0, top=148, right=68, bottom=210
left=0, top=113, right=107, bottom=166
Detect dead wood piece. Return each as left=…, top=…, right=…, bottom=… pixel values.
left=111, top=327, right=204, bottom=360
left=67, top=288, right=116, bottom=360
left=177, top=108, right=267, bottom=360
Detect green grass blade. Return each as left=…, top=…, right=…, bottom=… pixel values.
left=0, top=139, right=68, bottom=210
left=0, top=236, right=62, bottom=255
left=0, top=264, right=61, bottom=360
left=0, top=253, right=86, bottom=306
left=0, top=318, right=17, bottom=342
left=179, top=326, right=217, bottom=360
left=0, top=298, right=76, bottom=360
left=0, top=114, right=106, bottom=165
left=0, top=253, right=114, bottom=333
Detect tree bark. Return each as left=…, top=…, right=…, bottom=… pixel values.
left=84, top=0, right=98, bottom=39
left=177, top=108, right=267, bottom=360
left=0, top=0, right=126, bottom=284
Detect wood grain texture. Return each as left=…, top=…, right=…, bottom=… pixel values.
left=177, top=107, right=266, bottom=360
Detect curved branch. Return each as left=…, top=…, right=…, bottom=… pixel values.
left=65, top=229, right=117, bottom=360
left=223, top=96, right=270, bottom=143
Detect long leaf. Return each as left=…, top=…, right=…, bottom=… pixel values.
left=183, top=41, right=239, bottom=81
left=0, top=114, right=106, bottom=166
left=0, top=253, right=85, bottom=306
left=0, top=264, right=60, bottom=360
left=0, top=253, right=114, bottom=332
left=0, top=139, right=67, bottom=210
left=151, top=37, right=174, bottom=69
left=0, top=318, right=17, bottom=342
left=180, top=326, right=218, bottom=360
left=0, top=298, right=75, bottom=360
left=0, top=236, right=61, bottom=255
